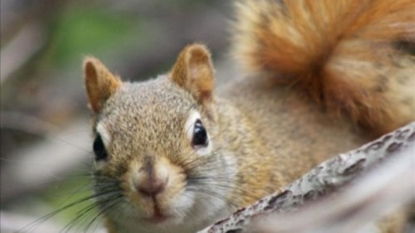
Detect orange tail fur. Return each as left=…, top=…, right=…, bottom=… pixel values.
left=232, top=0, right=415, bottom=135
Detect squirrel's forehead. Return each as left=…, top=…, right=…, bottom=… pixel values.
left=98, top=80, right=198, bottom=135
left=96, top=107, right=189, bottom=146
left=114, top=78, right=195, bottom=109
left=110, top=91, right=194, bottom=117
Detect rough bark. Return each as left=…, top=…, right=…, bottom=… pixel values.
left=198, top=122, right=415, bottom=233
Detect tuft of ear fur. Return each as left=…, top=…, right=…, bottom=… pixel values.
left=84, top=57, right=121, bottom=113
left=170, top=44, right=216, bottom=115
left=232, top=0, right=415, bottom=135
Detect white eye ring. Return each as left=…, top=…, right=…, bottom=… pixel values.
left=184, top=110, right=212, bottom=156
left=94, top=123, right=111, bottom=169
left=96, top=123, right=111, bottom=148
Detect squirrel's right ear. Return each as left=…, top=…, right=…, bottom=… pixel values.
left=83, top=57, right=121, bottom=114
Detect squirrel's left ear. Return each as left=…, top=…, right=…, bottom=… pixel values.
left=170, top=44, right=216, bottom=118
left=83, top=57, right=121, bottom=114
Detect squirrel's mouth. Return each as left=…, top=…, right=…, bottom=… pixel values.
left=143, top=213, right=174, bottom=225
left=143, top=196, right=172, bottom=224
left=145, top=215, right=169, bottom=224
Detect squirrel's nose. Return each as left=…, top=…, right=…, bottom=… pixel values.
left=137, top=177, right=168, bottom=197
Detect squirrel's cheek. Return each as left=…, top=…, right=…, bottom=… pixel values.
left=93, top=160, right=106, bottom=171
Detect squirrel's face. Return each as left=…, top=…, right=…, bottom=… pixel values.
left=84, top=44, right=236, bottom=231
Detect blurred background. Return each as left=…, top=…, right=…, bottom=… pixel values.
left=2, top=1, right=414, bottom=233
left=1, top=0, right=237, bottom=232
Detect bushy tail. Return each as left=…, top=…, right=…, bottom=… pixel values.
left=232, top=0, right=415, bottom=135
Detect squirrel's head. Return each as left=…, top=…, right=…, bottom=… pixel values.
left=84, top=44, right=236, bottom=230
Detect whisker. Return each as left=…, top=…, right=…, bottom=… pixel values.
left=60, top=192, right=122, bottom=233
left=17, top=187, right=120, bottom=233
left=83, top=195, right=123, bottom=233
left=187, top=186, right=240, bottom=209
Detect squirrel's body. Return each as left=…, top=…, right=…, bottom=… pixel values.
left=82, top=0, right=415, bottom=232
left=219, top=75, right=369, bottom=183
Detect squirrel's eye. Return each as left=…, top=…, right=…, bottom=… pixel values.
left=93, top=134, right=108, bottom=161
left=192, top=119, right=208, bottom=147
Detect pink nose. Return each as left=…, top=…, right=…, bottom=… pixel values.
left=137, top=177, right=167, bottom=197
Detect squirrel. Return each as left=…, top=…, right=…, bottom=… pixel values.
left=83, top=0, right=415, bottom=232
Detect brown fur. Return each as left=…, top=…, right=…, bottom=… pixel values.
left=170, top=44, right=217, bottom=120
left=233, top=0, right=415, bottom=135
left=84, top=57, right=122, bottom=113
left=170, top=44, right=215, bottom=102
left=83, top=1, right=415, bottom=232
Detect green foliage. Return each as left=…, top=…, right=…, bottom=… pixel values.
left=48, top=7, right=139, bottom=66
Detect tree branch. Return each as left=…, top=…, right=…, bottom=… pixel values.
left=198, top=122, right=415, bottom=233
